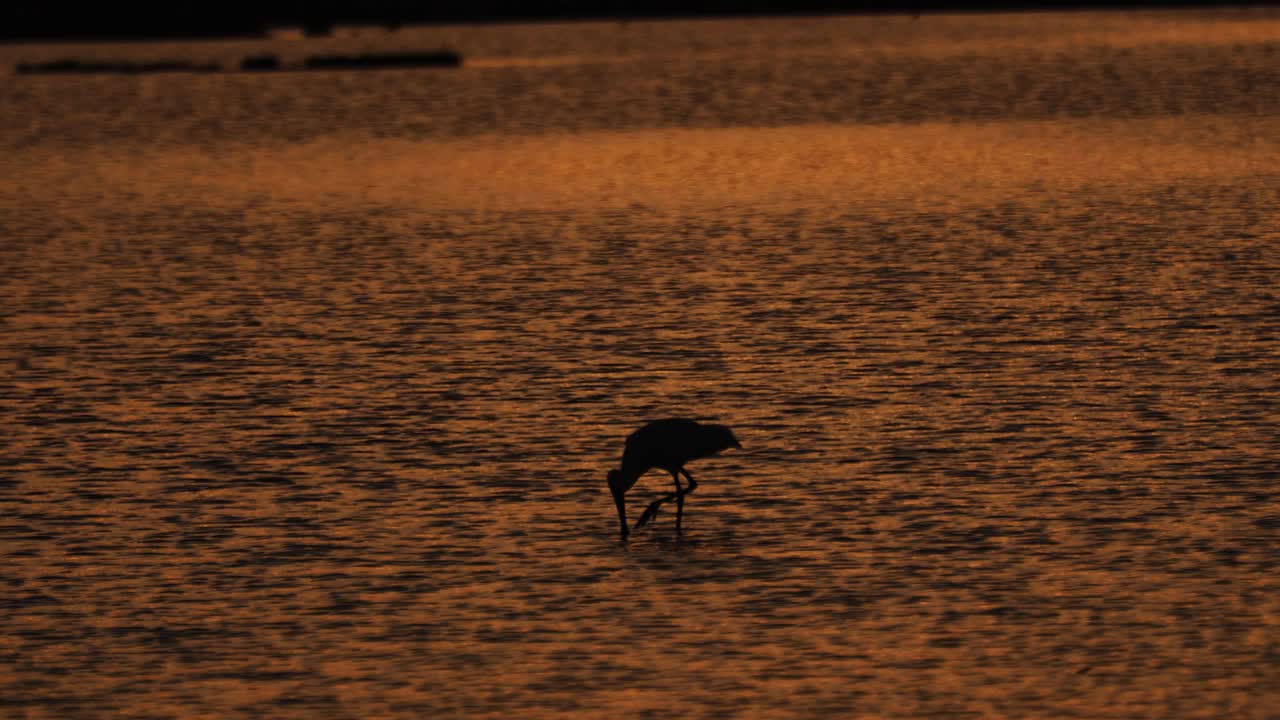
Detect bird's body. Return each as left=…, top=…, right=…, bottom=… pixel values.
left=608, top=418, right=741, bottom=540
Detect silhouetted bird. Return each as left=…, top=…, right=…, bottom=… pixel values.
left=607, top=418, right=741, bottom=540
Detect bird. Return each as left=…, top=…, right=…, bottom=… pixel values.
left=607, top=418, right=741, bottom=540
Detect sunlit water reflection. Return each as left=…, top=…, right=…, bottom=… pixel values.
left=3, top=10, right=1279, bottom=718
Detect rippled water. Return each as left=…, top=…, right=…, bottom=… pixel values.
left=3, top=10, right=1280, bottom=718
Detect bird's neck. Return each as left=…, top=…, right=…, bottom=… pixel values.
left=611, top=465, right=645, bottom=494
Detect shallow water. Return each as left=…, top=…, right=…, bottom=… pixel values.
left=3, top=10, right=1280, bottom=718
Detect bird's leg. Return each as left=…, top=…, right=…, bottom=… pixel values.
left=636, top=471, right=686, bottom=533
left=679, top=468, right=698, bottom=495
left=635, top=491, right=677, bottom=531
left=672, top=470, right=685, bottom=534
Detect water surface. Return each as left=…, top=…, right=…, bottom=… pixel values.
left=3, top=9, right=1280, bottom=718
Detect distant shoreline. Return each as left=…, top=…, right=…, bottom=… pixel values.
left=0, top=2, right=1249, bottom=44
left=13, top=51, right=464, bottom=75
left=15, top=59, right=223, bottom=75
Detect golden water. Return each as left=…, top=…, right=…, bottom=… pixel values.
left=3, top=10, right=1279, bottom=718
